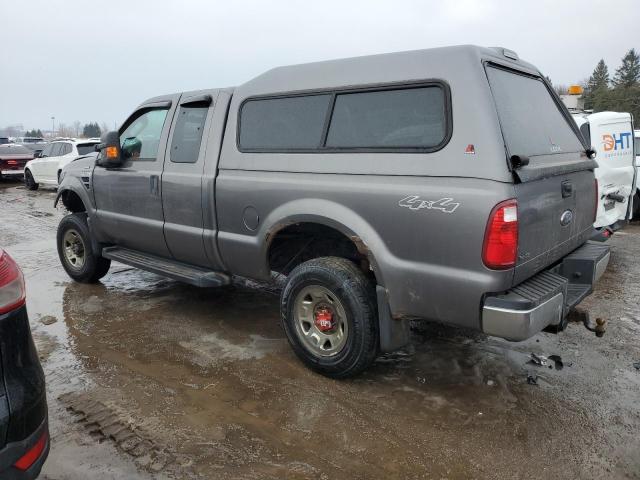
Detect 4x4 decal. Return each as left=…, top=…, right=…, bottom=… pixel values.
left=398, top=195, right=460, bottom=213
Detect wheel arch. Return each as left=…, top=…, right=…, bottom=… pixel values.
left=54, top=185, right=90, bottom=213
left=260, top=199, right=390, bottom=286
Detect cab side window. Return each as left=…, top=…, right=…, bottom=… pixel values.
left=170, top=104, right=208, bottom=163
left=119, top=108, right=169, bottom=161
left=41, top=144, right=53, bottom=157
left=51, top=143, right=64, bottom=157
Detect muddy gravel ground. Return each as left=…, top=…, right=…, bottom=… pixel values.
left=0, top=179, right=639, bottom=479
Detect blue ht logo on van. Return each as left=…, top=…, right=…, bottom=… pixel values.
left=602, top=132, right=632, bottom=151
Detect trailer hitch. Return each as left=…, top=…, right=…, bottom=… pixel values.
left=567, top=309, right=606, bottom=337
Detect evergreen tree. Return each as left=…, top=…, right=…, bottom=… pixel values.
left=612, top=48, right=640, bottom=88
left=583, top=59, right=610, bottom=110
left=24, top=129, right=44, bottom=138
left=587, top=59, right=609, bottom=90
left=82, top=122, right=101, bottom=138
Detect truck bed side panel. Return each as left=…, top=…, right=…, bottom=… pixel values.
left=216, top=171, right=514, bottom=329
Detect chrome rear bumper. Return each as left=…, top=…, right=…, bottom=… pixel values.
left=483, top=292, right=564, bottom=341
left=482, top=242, right=610, bottom=341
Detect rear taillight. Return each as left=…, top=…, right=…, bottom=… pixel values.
left=0, top=249, right=26, bottom=315
left=13, top=431, right=48, bottom=471
left=593, top=178, right=599, bottom=223
left=483, top=199, right=518, bottom=270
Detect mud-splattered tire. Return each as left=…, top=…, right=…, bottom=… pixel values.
left=633, top=192, right=640, bottom=221
left=281, top=257, right=378, bottom=379
left=57, top=213, right=111, bottom=283
left=24, top=169, right=39, bottom=190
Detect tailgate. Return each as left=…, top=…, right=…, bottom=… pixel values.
left=485, top=64, right=597, bottom=285
left=514, top=169, right=595, bottom=283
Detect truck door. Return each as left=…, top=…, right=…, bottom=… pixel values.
left=161, top=90, right=223, bottom=268
left=92, top=95, right=178, bottom=257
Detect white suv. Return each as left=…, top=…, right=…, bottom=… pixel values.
left=24, top=139, right=100, bottom=189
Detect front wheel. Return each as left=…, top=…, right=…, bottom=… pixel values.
left=280, top=257, right=379, bottom=378
left=24, top=170, right=39, bottom=190
left=57, top=213, right=111, bottom=283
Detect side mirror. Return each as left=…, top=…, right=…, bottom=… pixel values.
left=96, top=131, right=123, bottom=167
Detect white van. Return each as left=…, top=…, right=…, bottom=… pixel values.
left=635, top=129, right=640, bottom=218
left=572, top=111, right=635, bottom=231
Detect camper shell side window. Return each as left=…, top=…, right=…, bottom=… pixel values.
left=237, top=81, right=452, bottom=154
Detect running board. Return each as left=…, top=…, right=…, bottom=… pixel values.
left=102, top=247, right=230, bottom=288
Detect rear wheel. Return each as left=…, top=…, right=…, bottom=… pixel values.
left=57, top=213, right=111, bottom=283
left=281, top=257, right=378, bottom=378
left=633, top=191, right=640, bottom=221
left=24, top=170, right=39, bottom=190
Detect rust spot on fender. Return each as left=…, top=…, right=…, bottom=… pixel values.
left=350, top=235, right=371, bottom=257
left=265, top=220, right=297, bottom=245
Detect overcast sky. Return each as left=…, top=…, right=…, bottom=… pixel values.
left=1, top=0, right=637, bottom=130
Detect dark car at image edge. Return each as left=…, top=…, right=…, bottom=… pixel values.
left=0, top=145, right=34, bottom=181
left=0, top=249, right=48, bottom=479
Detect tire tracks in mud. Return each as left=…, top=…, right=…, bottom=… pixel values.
left=58, top=391, right=197, bottom=478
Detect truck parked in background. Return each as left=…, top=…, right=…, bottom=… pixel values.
left=635, top=130, right=640, bottom=218
left=572, top=111, right=635, bottom=232
left=561, top=86, right=636, bottom=233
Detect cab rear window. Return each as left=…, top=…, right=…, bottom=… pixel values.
left=486, top=65, right=584, bottom=158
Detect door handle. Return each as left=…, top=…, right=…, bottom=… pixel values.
left=561, top=181, right=573, bottom=198
left=150, top=175, right=159, bottom=196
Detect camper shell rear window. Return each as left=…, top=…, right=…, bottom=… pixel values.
left=486, top=64, right=584, bottom=159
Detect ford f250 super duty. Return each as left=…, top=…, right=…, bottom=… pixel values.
left=54, top=45, right=610, bottom=378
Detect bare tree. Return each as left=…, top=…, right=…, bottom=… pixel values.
left=100, top=122, right=110, bottom=135
left=73, top=120, right=81, bottom=137
left=57, top=123, right=74, bottom=138
left=554, top=84, right=569, bottom=96
left=4, top=125, right=22, bottom=137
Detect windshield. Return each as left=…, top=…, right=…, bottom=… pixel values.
left=77, top=143, right=99, bottom=155
left=486, top=65, right=584, bottom=158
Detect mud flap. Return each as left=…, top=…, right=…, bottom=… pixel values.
left=376, top=286, right=410, bottom=352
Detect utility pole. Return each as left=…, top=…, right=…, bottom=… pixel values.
left=51, top=116, right=55, bottom=138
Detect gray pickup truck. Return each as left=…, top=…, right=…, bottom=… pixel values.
left=55, top=45, right=610, bottom=378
